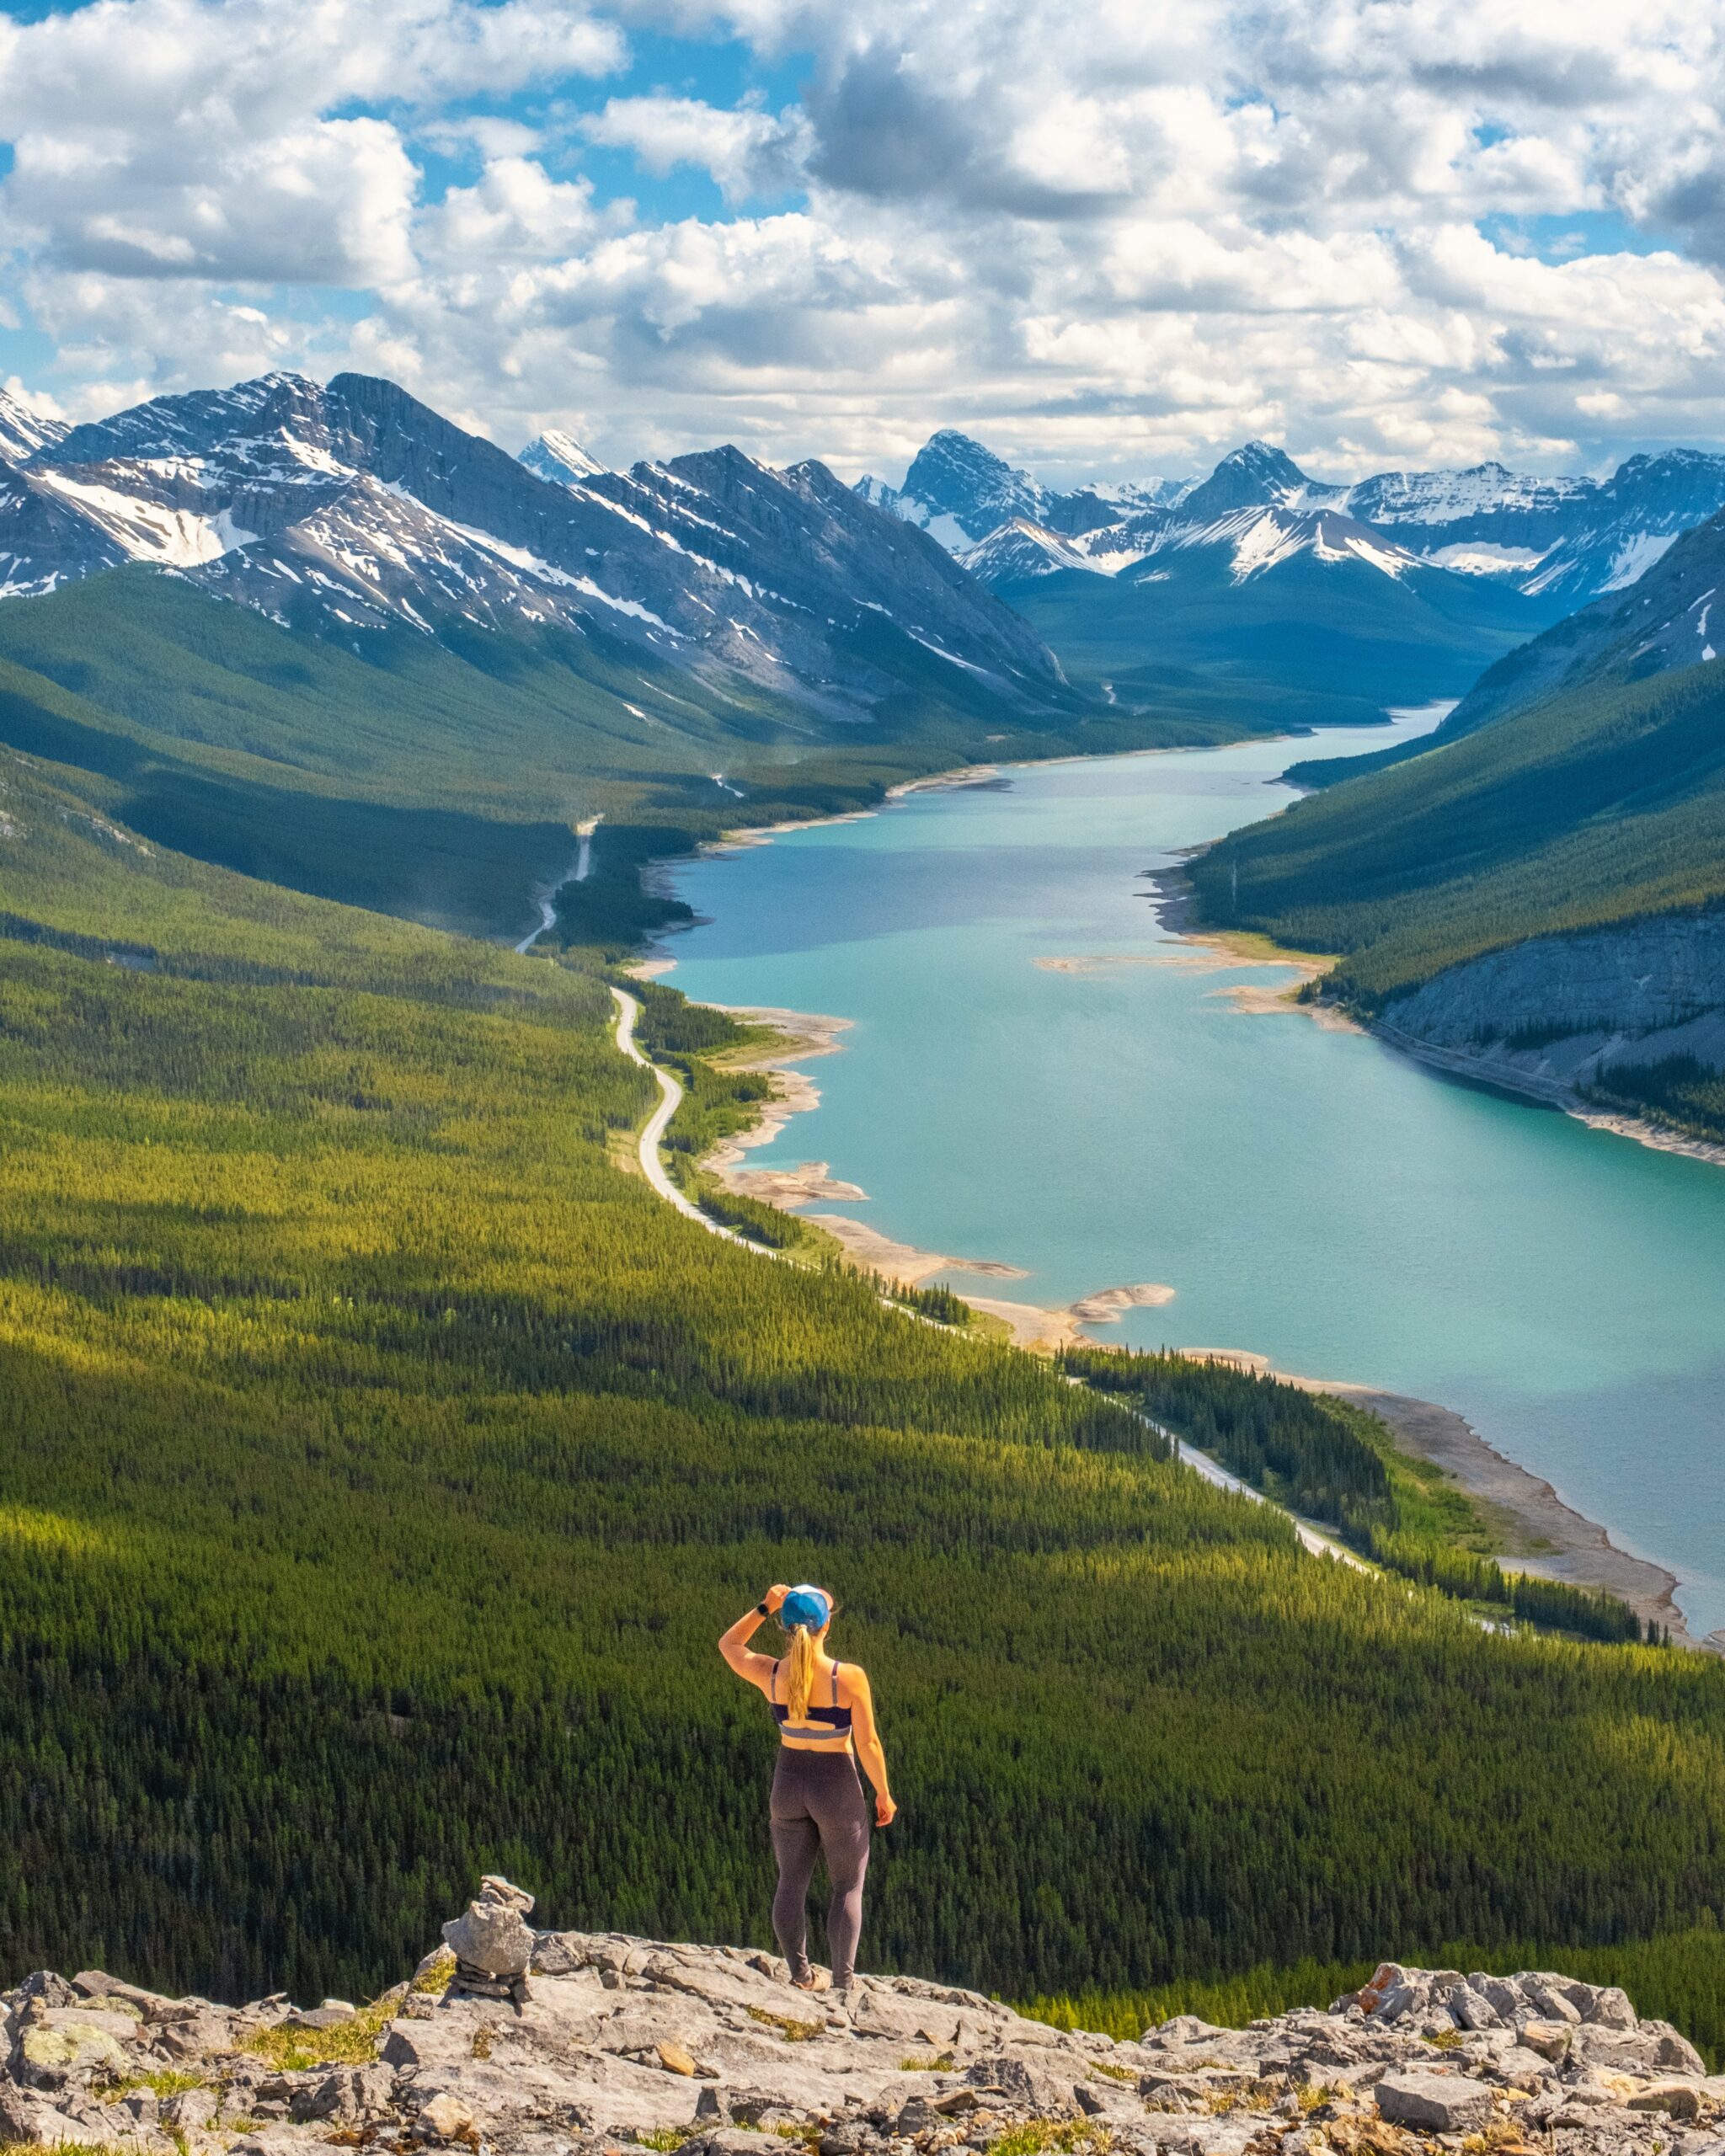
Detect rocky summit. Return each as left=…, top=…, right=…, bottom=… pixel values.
left=2, top=1887, right=1720, bottom=2156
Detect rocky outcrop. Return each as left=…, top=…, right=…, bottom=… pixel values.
left=1374, top=910, right=1725, bottom=1107
left=0, top=1896, right=1719, bottom=2156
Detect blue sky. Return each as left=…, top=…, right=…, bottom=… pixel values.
left=4, top=0, right=1725, bottom=485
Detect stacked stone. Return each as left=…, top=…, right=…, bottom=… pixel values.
left=442, top=1877, right=538, bottom=2010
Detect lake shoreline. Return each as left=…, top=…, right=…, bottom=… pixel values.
left=671, top=982, right=1713, bottom=1652
left=652, top=726, right=1718, bottom=1650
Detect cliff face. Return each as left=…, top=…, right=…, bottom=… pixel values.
left=1374, top=910, right=1725, bottom=1106
left=0, top=1883, right=1719, bottom=2156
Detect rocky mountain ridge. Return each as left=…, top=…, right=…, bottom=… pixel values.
left=857, top=432, right=1180, bottom=551
left=0, top=387, right=67, bottom=466
left=0, top=373, right=1063, bottom=718
left=2, top=1881, right=1719, bottom=2156
left=866, top=431, right=1725, bottom=615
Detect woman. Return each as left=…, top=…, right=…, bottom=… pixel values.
left=719, top=1582, right=896, bottom=1993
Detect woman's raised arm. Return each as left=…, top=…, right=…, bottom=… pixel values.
left=718, top=1583, right=788, bottom=1690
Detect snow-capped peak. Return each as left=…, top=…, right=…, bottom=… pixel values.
left=0, top=386, right=69, bottom=465
left=1175, top=440, right=1341, bottom=522
left=520, top=430, right=608, bottom=488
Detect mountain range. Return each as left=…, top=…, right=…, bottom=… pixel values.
left=852, top=430, right=1725, bottom=726
left=0, top=376, right=1059, bottom=713
left=861, top=430, right=1725, bottom=611
left=0, top=373, right=1200, bottom=942
left=10, top=368, right=1725, bottom=940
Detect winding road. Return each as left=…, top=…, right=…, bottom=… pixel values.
left=610, top=985, right=739, bottom=1231
left=609, top=983, right=1371, bottom=1576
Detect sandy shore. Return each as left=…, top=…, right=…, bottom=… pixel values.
left=687, top=1003, right=1179, bottom=1349
left=1181, top=1349, right=1705, bottom=1650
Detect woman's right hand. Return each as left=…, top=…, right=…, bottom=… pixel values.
left=874, top=1793, right=898, bottom=1827
left=763, top=1583, right=789, bottom=1614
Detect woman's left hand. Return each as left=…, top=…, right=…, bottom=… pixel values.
left=874, top=1793, right=898, bottom=1827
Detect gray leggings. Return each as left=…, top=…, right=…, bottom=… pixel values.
left=770, top=1748, right=871, bottom=1987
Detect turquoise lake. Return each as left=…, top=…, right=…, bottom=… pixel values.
left=660, top=710, right=1725, bottom=1640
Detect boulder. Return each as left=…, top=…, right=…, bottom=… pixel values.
left=156, top=2009, right=239, bottom=2059
left=1516, top=2020, right=1573, bottom=2063
left=10, top=1975, right=79, bottom=2013
left=695, top=2084, right=792, bottom=2125
left=1626, top=2081, right=1706, bottom=2121
left=1583, top=1988, right=1637, bottom=2031
left=12, top=2006, right=140, bottom=2088
left=1522, top=1982, right=1582, bottom=2025
left=1146, top=2015, right=1234, bottom=2048
left=288, top=2065, right=394, bottom=2124
left=160, top=2088, right=221, bottom=2132
left=441, top=1877, right=536, bottom=1979
left=965, top=2049, right=1081, bottom=2112
left=1575, top=2020, right=1707, bottom=2077
left=1497, top=2046, right=1560, bottom=2091
left=1375, top=2071, right=1497, bottom=2132
left=1448, top=1988, right=1502, bottom=2032
left=1469, top=1976, right=1528, bottom=2022
left=1643, top=2019, right=1709, bottom=2075
left=416, top=2090, right=478, bottom=2143
left=0, top=2084, right=99, bottom=2147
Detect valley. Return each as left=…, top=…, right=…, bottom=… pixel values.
left=655, top=713, right=1725, bottom=1643
left=3, top=360, right=1725, bottom=2052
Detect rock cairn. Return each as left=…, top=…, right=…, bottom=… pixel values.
left=443, top=1880, right=537, bottom=2010
left=0, top=1897, right=1719, bottom=2156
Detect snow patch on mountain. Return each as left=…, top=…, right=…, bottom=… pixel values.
left=1422, top=542, right=1551, bottom=575
left=957, top=519, right=1113, bottom=583
left=33, top=469, right=258, bottom=566
left=1597, top=530, right=1680, bottom=592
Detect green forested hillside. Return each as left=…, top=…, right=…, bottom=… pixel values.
left=0, top=569, right=1240, bottom=942
left=2, top=744, right=1723, bottom=2034
left=1188, top=659, right=1725, bottom=1005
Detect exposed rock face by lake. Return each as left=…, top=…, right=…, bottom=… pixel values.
left=3, top=1882, right=1721, bottom=2156
left=1375, top=909, right=1725, bottom=1107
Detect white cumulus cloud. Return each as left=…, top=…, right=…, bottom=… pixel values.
left=6, top=0, right=1725, bottom=484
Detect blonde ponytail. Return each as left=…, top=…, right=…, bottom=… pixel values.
left=783, top=1624, right=819, bottom=1721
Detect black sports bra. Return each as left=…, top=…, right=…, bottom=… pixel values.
left=771, top=1658, right=853, bottom=1744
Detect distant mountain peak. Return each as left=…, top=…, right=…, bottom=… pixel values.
left=520, top=430, right=607, bottom=488
left=859, top=428, right=1165, bottom=550
left=1176, top=440, right=1333, bottom=521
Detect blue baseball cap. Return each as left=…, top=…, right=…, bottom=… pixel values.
left=779, top=1584, right=832, bottom=1631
